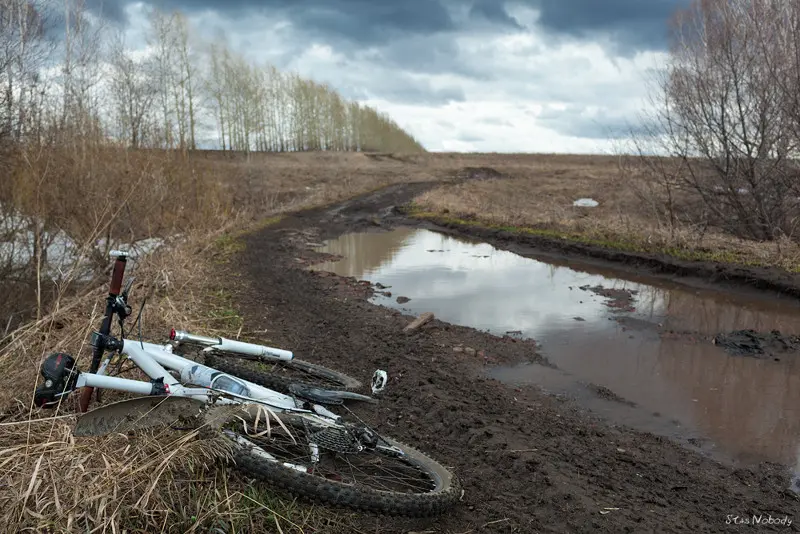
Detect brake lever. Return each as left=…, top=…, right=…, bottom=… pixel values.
left=114, top=279, right=134, bottom=322
left=122, top=277, right=135, bottom=300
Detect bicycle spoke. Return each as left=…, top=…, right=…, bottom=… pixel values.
left=234, top=421, right=437, bottom=494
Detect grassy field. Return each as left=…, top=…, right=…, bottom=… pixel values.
left=2, top=149, right=798, bottom=533
left=408, top=153, right=800, bottom=272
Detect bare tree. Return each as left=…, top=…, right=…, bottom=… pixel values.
left=0, top=0, right=53, bottom=141
left=173, top=13, right=198, bottom=150
left=59, top=0, right=107, bottom=144
left=147, top=8, right=178, bottom=149
left=642, top=0, right=800, bottom=241
left=108, top=32, right=156, bottom=148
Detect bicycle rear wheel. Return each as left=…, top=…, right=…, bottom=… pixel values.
left=204, top=351, right=362, bottom=394
left=221, top=413, right=460, bottom=517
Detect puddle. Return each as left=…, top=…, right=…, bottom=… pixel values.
left=310, top=227, right=800, bottom=471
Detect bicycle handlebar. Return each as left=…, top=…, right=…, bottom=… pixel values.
left=109, top=255, right=127, bottom=295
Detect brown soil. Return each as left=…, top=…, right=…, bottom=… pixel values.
left=579, top=285, right=639, bottom=313
left=222, top=182, right=799, bottom=533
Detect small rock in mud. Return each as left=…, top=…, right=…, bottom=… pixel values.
left=580, top=284, right=637, bottom=312
left=375, top=283, right=391, bottom=290
left=588, top=384, right=637, bottom=407
left=396, top=296, right=411, bottom=304
left=453, top=346, right=464, bottom=353
left=573, top=317, right=586, bottom=322
left=712, top=329, right=800, bottom=358
left=464, top=347, right=477, bottom=356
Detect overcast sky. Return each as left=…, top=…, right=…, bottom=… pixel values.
left=90, top=0, right=688, bottom=153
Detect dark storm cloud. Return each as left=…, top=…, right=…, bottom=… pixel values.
left=536, top=106, right=651, bottom=140
left=93, top=0, right=688, bottom=51
left=372, top=36, right=489, bottom=79
left=83, top=0, right=128, bottom=22
left=289, top=1, right=455, bottom=45
left=469, top=0, right=522, bottom=29
left=342, top=77, right=466, bottom=106
left=527, top=0, right=692, bottom=50
left=91, top=0, right=455, bottom=42
left=83, top=0, right=682, bottom=135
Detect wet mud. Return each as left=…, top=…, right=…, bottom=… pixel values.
left=224, top=182, right=799, bottom=533
left=311, top=226, right=800, bottom=472
left=713, top=330, right=800, bottom=359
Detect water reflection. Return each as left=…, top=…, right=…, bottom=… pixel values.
left=311, top=228, right=800, bottom=469
left=313, top=229, right=655, bottom=338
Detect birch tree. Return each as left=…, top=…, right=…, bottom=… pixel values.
left=147, top=8, right=178, bottom=148
left=108, top=33, right=156, bottom=148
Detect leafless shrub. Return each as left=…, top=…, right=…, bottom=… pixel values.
left=635, top=0, right=800, bottom=242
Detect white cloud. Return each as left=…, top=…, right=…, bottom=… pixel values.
left=118, top=3, right=668, bottom=153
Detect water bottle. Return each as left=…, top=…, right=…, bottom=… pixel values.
left=181, top=364, right=250, bottom=396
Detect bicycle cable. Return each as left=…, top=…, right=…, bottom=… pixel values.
left=134, top=295, right=148, bottom=350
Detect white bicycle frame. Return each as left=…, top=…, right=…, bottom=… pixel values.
left=75, top=338, right=340, bottom=420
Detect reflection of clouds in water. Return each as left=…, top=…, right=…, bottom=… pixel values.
left=315, top=228, right=800, bottom=468
left=337, top=230, right=646, bottom=337
left=318, top=228, right=800, bottom=339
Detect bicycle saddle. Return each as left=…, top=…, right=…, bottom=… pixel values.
left=288, top=383, right=377, bottom=405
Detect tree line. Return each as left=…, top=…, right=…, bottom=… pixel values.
left=0, top=0, right=425, bottom=154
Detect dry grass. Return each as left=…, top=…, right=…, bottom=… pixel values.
left=0, top=148, right=454, bottom=330
left=0, top=147, right=443, bottom=533
left=409, top=153, right=800, bottom=272
left=0, top=227, right=321, bottom=533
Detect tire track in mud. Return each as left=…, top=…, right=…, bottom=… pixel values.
left=223, top=182, right=798, bottom=533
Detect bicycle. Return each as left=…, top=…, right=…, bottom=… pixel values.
left=33, top=251, right=461, bottom=517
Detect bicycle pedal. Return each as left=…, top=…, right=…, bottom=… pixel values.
left=371, top=370, right=388, bottom=395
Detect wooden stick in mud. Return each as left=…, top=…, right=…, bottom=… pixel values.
left=404, top=312, right=434, bottom=332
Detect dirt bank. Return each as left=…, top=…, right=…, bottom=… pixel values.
left=222, top=182, right=799, bottom=533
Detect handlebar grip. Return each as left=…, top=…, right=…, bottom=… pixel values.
left=109, top=256, right=127, bottom=295
left=78, top=386, right=93, bottom=413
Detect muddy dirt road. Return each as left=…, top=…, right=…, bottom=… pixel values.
left=226, top=182, right=799, bottom=533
